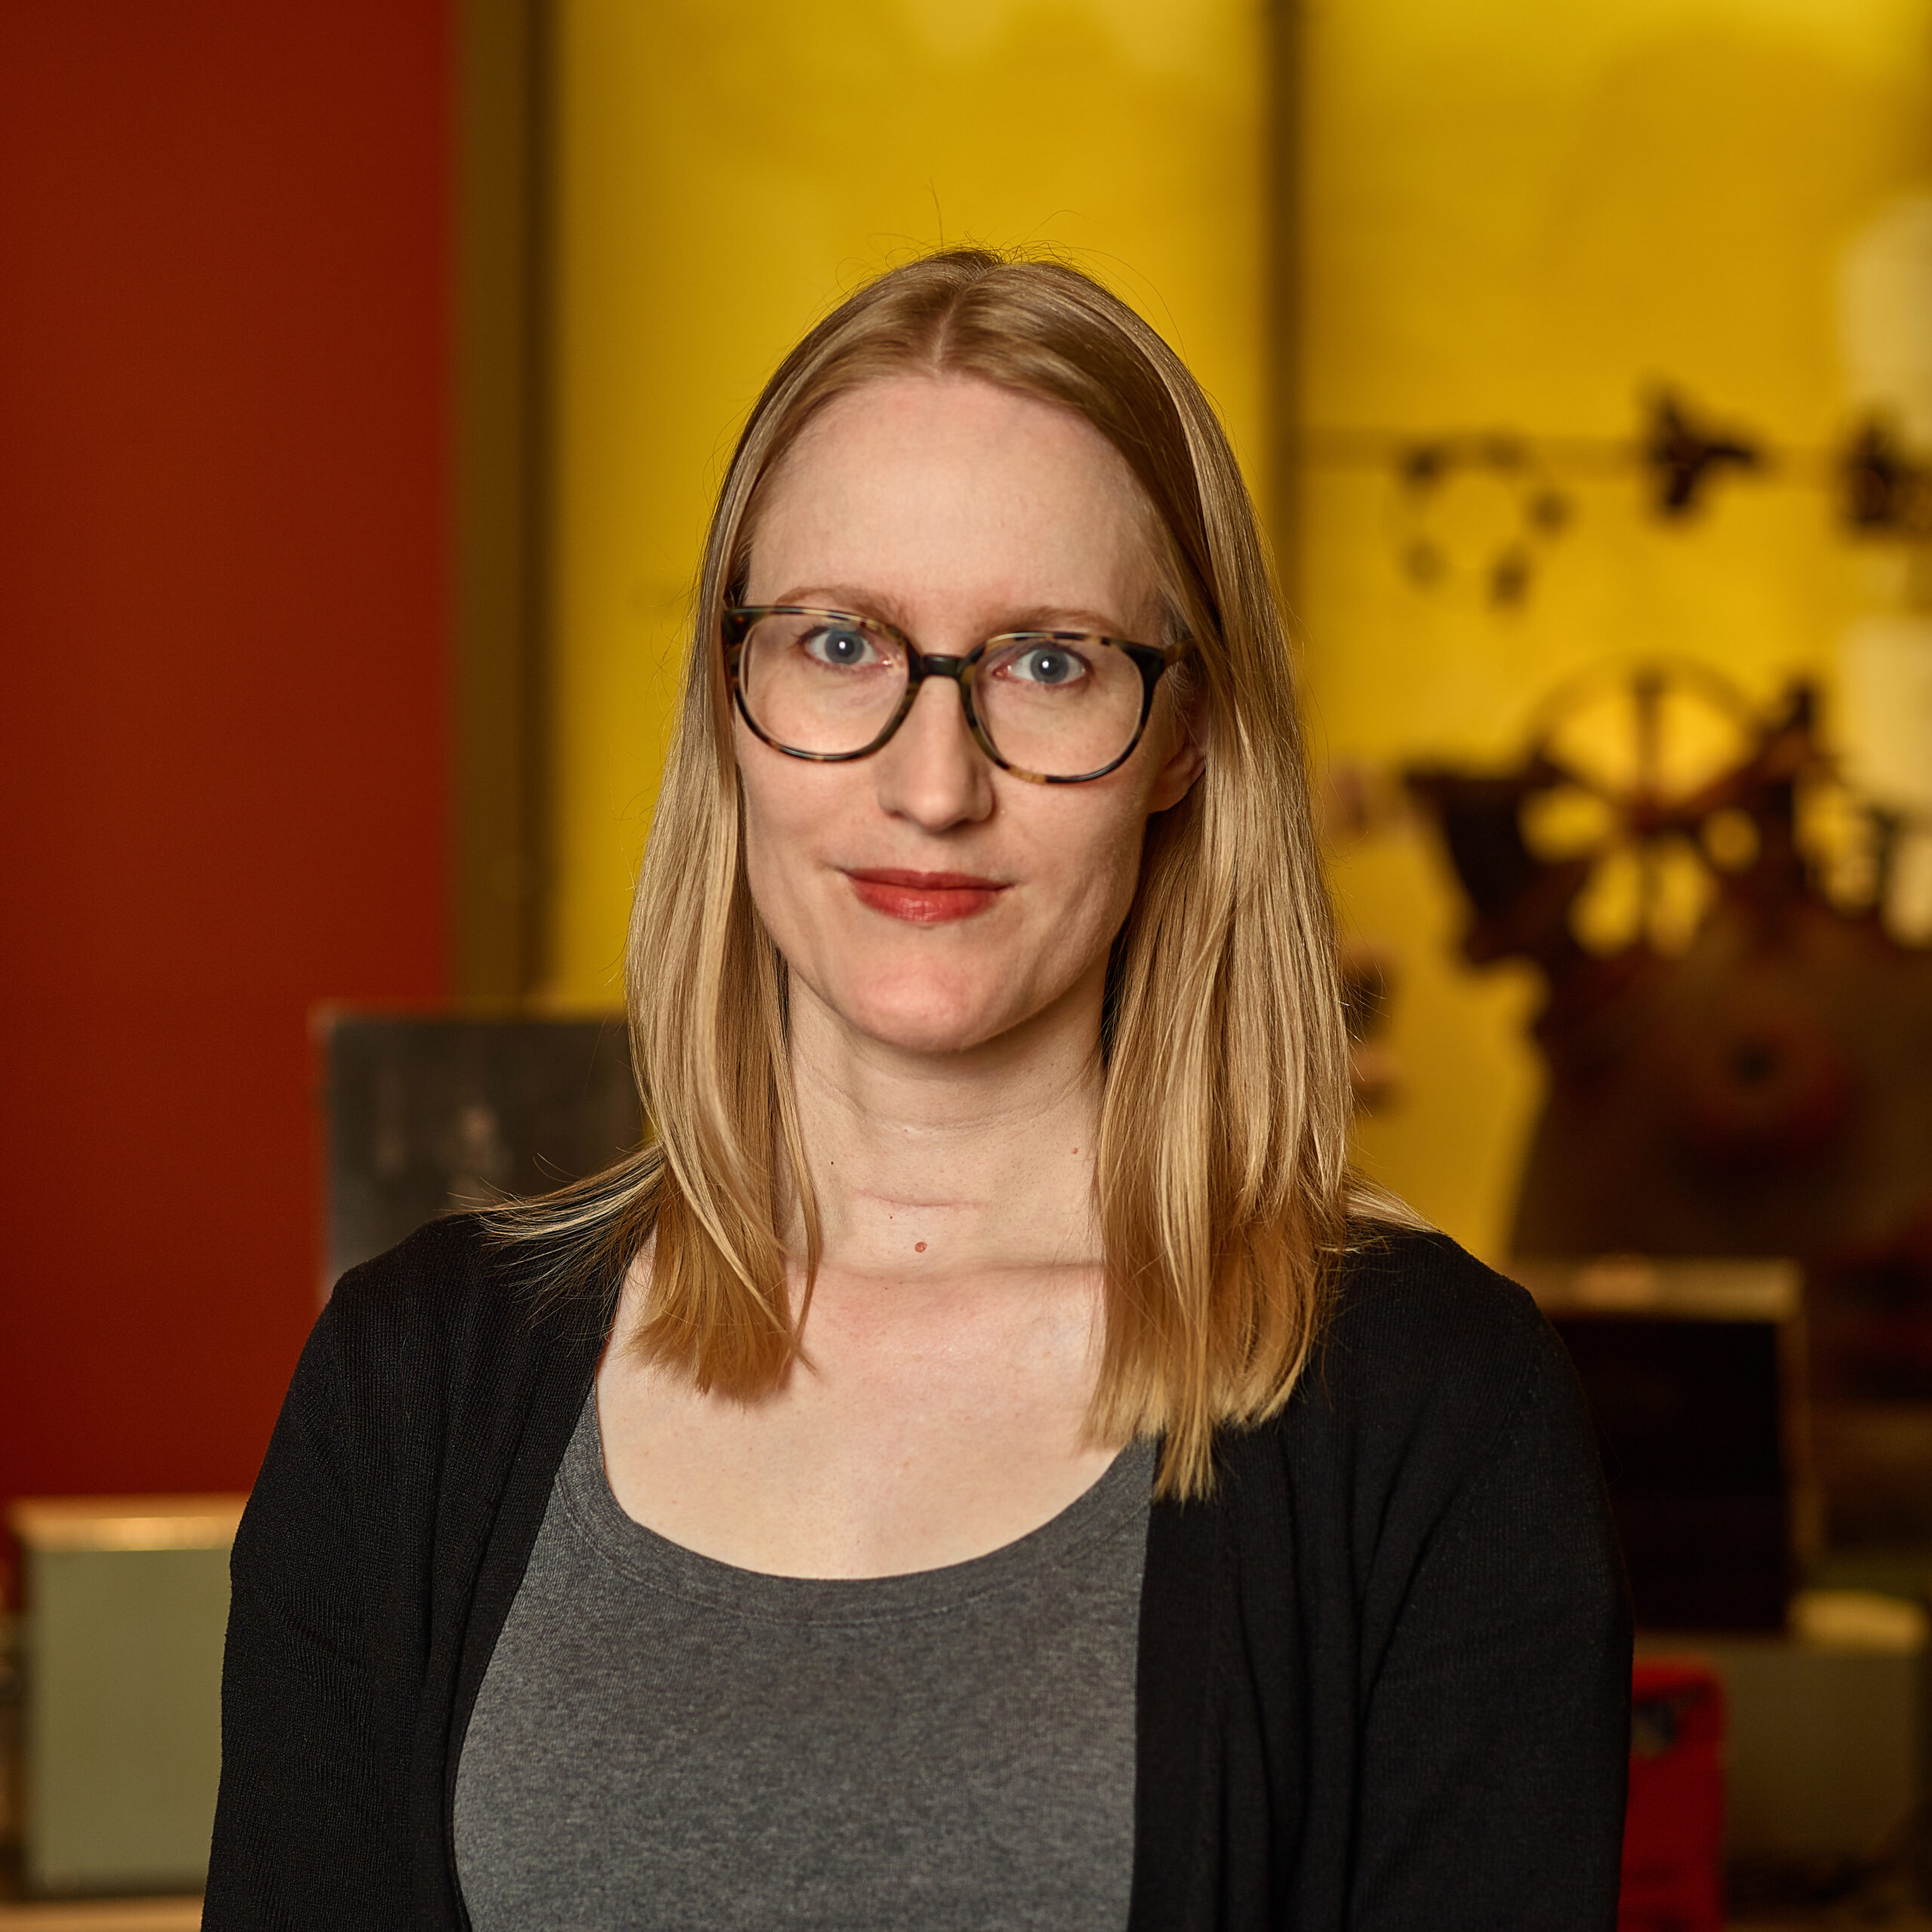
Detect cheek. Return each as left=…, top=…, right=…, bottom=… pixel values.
left=1029, top=790, right=1154, bottom=943
left=736, top=741, right=809, bottom=926
left=734, top=734, right=865, bottom=944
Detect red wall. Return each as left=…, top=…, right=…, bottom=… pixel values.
left=0, top=2, right=451, bottom=1571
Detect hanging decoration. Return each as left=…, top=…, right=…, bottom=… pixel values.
left=1401, top=665, right=1932, bottom=1537
left=1303, top=391, right=1932, bottom=608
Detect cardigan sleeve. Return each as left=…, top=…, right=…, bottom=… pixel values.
left=203, top=1294, right=408, bottom=1928
left=1346, top=1315, right=1632, bottom=1931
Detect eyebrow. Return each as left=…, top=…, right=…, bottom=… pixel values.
left=766, top=586, right=1140, bottom=638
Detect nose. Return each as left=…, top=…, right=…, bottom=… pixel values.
left=871, top=675, right=994, bottom=832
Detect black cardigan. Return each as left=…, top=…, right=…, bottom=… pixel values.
left=205, top=1217, right=1631, bottom=1930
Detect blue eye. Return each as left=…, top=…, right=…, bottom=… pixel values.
left=1012, top=645, right=1084, bottom=687
left=806, top=624, right=874, bottom=667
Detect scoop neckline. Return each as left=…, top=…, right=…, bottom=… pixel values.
left=554, top=1389, right=1156, bottom=1629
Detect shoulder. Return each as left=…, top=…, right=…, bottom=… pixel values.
left=1211, top=1227, right=1618, bottom=1642
left=1320, top=1223, right=1558, bottom=1428
left=1238, top=1225, right=1585, bottom=1526
left=322, top=1211, right=534, bottom=1364
left=297, top=1213, right=610, bottom=1468
left=241, top=1214, right=611, bottom=1585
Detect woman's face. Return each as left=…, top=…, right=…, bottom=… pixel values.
left=736, top=374, right=1204, bottom=1060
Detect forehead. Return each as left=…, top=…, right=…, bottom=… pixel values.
left=745, top=374, right=1160, bottom=620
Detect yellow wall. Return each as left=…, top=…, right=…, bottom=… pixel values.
left=544, top=0, right=1271, bottom=1004
left=1300, top=0, right=1932, bottom=1258
left=545, top=0, right=1931, bottom=1263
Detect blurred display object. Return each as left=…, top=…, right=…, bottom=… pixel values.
left=1839, top=192, right=1932, bottom=524
left=1638, top=1591, right=1930, bottom=1915
left=321, top=1012, right=641, bottom=1287
left=1384, top=431, right=1572, bottom=608
left=1303, top=389, right=1930, bottom=607
left=1841, top=419, right=1932, bottom=536
left=0, top=1903, right=202, bottom=1927
left=6, top=1497, right=242, bottom=1897
left=1640, top=392, right=1764, bottom=519
left=1318, top=769, right=1410, bottom=1115
left=1408, top=666, right=1932, bottom=1541
left=1621, top=1658, right=1725, bottom=1932
left=0, top=1611, right=17, bottom=1882
left=1840, top=616, right=1932, bottom=836
left=1338, top=939, right=1401, bottom=1112
left=1520, top=1259, right=1808, bottom=1632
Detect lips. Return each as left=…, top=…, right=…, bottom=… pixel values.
left=844, top=868, right=1008, bottom=924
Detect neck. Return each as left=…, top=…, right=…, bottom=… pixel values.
left=785, top=964, right=1107, bottom=1282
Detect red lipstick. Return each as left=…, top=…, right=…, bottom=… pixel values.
left=844, top=868, right=1008, bottom=924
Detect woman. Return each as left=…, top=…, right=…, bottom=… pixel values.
left=208, top=250, right=1629, bottom=1930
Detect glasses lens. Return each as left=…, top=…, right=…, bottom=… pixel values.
left=975, top=635, right=1146, bottom=778
left=737, top=611, right=909, bottom=755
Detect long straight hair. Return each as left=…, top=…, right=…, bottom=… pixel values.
left=500, top=248, right=1386, bottom=1497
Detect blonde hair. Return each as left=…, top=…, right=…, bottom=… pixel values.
left=503, top=248, right=1388, bottom=1497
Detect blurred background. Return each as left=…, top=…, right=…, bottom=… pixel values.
left=2, top=0, right=1928, bottom=1921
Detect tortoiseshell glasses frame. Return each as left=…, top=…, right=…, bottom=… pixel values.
left=723, top=605, right=1189, bottom=786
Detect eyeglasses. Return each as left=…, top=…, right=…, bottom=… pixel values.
left=724, top=605, right=1186, bottom=785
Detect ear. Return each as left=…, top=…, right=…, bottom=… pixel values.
left=1146, top=689, right=1208, bottom=813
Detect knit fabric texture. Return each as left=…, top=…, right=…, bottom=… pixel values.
left=205, top=1218, right=1632, bottom=1930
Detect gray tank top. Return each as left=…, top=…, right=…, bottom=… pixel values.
left=453, top=1390, right=1155, bottom=1930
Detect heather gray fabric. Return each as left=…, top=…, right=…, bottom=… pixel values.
left=453, top=1389, right=1154, bottom=1931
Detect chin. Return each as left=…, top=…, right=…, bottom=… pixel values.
left=798, top=937, right=1038, bottom=1054
left=835, top=977, right=1015, bottom=1057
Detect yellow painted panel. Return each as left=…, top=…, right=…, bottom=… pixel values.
left=546, top=0, right=1270, bottom=1003
left=1300, top=0, right=1932, bottom=1257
